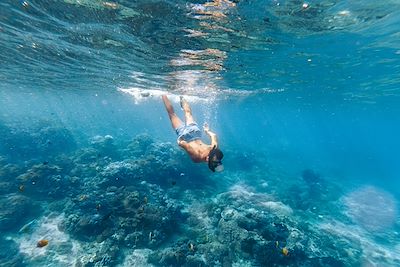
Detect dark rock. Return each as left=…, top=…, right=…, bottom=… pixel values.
left=260, top=222, right=290, bottom=242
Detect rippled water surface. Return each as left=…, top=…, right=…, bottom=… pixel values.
left=1, top=0, right=399, bottom=96
left=1, top=1, right=400, bottom=266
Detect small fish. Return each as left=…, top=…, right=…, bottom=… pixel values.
left=18, top=184, right=25, bottom=192
left=282, top=247, right=289, bottom=256
left=188, top=243, right=195, bottom=251
left=103, top=1, right=118, bottom=9
left=42, top=161, right=49, bottom=165
left=171, top=180, right=176, bottom=186
left=149, top=232, right=154, bottom=241
left=143, top=196, right=148, bottom=204
left=18, top=219, right=36, bottom=233
left=275, top=241, right=279, bottom=248
left=79, top=195, right=88, bottom=201
left=37, top=239, right=49, bottom=248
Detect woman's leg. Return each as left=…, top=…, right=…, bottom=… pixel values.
left=162, top=95, right=183, bottom=129
left=180, top=96, right=195, bottom=125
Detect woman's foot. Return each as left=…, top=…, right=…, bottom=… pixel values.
left=180, top=96, right=189, bottom=110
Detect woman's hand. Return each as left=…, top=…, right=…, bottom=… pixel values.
left=178, top=139, right=187, bottom=146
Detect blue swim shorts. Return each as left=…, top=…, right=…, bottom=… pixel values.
left=175, top=122, right=202, bottom=142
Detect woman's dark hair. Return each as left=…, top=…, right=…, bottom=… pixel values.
left=208, top=146, right=224, bottom=172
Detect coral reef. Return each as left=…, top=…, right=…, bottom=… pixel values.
left=147, top=183, right=363, bottom=266
left=0, top=131, right=398, bottom=266
left=343, top=186, right=398, bottom=231
left=0, top=194, right=39, bottom=231
left=0, top=121, right=77, bottom=162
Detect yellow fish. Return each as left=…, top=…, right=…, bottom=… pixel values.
left=37, top=239, right=49, bottom=248
left=282, top=247, right=289, bottom=256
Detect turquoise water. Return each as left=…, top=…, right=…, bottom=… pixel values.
left=1, top=0, right=400, bottom=266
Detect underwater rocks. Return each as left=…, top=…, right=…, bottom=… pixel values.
left=343, top=186, right=398, bottom=232
left=147, top=183, right=363, bottom=267
left=300, top=169, right=330, bottom=203
left=97, top=150, right=196, bottom=188
left=0, top=132, right=386, bottom=266
left=283, top=169, right=343, bottom=216
left=61, top=177, right=185, bottom=250
left=90, top=134, right=120, bottom=160
left=0, top=161, right=26, bottom=195
left=125, top=134, right=208, bottom=179
left=123, top=133, right=155, bottom=158
left=0, top=132, right=189, bottom=264
left=0, top=159, right=22, bottom=179
left=62, top=212, right=114, bottom=242
left=210, top=190, right=297, bottom=265
left=71, top=133, right=197, bottom=189
left=0, top=132, right=203, bottom=265
left=98, top=160, right=142, bottom=188
left=147, top=248, right=186, bottom=266
left=16, top=163, right=80, bottom=200
left=0, top=194, right=39, bottom=231
left=121, top=249, right=153, bottom=267
left=0, top=121, right=77, bottom=162
left=60, top=182, right=185, bottom=266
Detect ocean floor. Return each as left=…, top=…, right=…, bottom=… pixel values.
left=0, top=122, right=399, bottom=267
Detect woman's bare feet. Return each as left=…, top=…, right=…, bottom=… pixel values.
left=180, top=96, right=189, bottom=111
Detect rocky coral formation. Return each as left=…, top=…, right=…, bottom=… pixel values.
left=0, top=131, right=398, bottom=266
left=343, top=186, right=398, bottom=232
left=0, top=194, right=40, bottom=231
left=0, top=121, right=77, bottom=162
left=147, top=183, right=363, bottom=266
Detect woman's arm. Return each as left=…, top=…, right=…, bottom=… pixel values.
left=203, top=123, right=218, bottom=147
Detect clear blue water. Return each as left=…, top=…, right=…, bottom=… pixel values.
left=1, top=0, right=400, bottom=266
